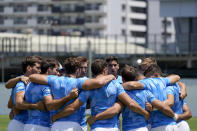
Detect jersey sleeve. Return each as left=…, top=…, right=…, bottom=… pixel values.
left=42, top=86, right=52, bottom=97
left=139, top=79, right=147, bottom=90
left=146, top=90, right=157, bottom=103
left=47, top=75, right=58, bottom=87
left=116, top=82, right=125, bottom=95
left=162, top=77, right=171, bottom=86
left=166, top=86, right=174, bottom=95
left=15, top=81, right=26, bottom=93
left=78, top=90, right=90, bottom=104
left=183, top=99, right=187, bottom=105
left=76, top=77, right=88, bottom=90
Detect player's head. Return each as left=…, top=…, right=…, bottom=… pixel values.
left=121, top=65, right=144, bottom=82
left=76, top=56, right=88, bottom=77
left=63, top=57, right=80, bottom=76
left=91, top=59, right=107, bottom=77
left=105, top=56, right=119, bottom=77
left=144, top=64, right=162, bottom=78
left=41, top=58, right=59, bottom=75
left=22, top=55, right=43, bottom=76
left=140, top=57, right=157, bottom=73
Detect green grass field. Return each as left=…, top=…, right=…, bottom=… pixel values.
left=0, top=115, right=197, bottom=131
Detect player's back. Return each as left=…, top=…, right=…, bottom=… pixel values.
left=122, top=89, right=154, bottom=131
left=47, top=75, right=83, bottom=123
left=139, top=77, right=176, bottom=128
left=25, top=82, right=51, bottom=127
left=88, top=80, right=124, bottom=129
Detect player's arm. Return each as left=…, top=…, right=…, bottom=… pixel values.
left=167, top=74, right=180, bottom=84
left=151, top=99, right=175, bottom=118
left=176, top=104, right=192, bottom=122
left=15, top=91, right=45, bottom=111
left=122, top=81, right=144, bottom=90
left=5, top=76, right=29, bottom=89
left=164, top=94, right=174, bottom=107
left=178, top=82, right=187, bottom=100
left=7, top=95, right=13, bottom=109
left=51, top=99, right=84, bottom=122
left=118, top=92, right=150, bottom=120
left=29, top=74, right=48, bottom=85
left=87, top=102, right=123, bottom=126
left=82, top=75, right=115, bottom=90
left=44, top=88, right=78, bottom=111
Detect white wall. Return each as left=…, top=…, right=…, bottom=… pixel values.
left=106, top=0, right=121, bottom=36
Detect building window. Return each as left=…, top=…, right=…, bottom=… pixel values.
left=122, top=17, right=126, bottom=24
left=122, top=29, right=126, bottom=35
left=131, top=19, right=146, bottom=25
left=122, top=4, right=126, bottom=11
left=0, top=17, right=4, bottom=24
left=131, top=7, right=146, bottom=13
left=13, top=5, right=27, bottom=12
left=131, top=31, right=146, bottom=37
left=38, top=5, right=49, bottom=12
left=162, top=19, right=171, bottom=28
left=0, top=5, right=4, bottom=12
left=14, top=17, right=27, bottom=24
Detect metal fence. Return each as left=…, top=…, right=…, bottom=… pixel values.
left=0, top=33, right=197, bottom=57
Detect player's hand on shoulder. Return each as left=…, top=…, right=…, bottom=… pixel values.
left=20, top=76, right=30, bottom=85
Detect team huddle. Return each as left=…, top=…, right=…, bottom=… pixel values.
left=5, top=55, right=192, bottom=131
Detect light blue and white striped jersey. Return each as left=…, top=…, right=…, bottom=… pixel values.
left=78, top=80, right=125, bottom=130
left=25, top=82, right=51, bottom=127
left=46, top=75, right=87, bottom=123
left=122, top=90, right=156, bottom=131
left=139, top=77, right=176, bottom=128
left=11, top=81, right=28, bottom=124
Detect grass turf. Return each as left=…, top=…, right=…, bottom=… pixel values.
left=0, top=115, right=197, bottom=131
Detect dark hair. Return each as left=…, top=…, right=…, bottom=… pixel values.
left=76, top=56, right=88, bottom=64
left=22, top=55, right=43, bottom=73
left=121, top=65, right=140, bottom=81
left=105, top=56, right=118, bottom=63
left=41, top=58, right=59, bottom=74
left=144, top=64, right=162, bottom=77
left=63, top=57, right=80, bottom=74
left=91, top=59, right=107, bottom=76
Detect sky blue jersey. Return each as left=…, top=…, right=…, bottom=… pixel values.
left=25, top=82, right=51, bottom=127
left=116, top=75, right=123, bottom=84
left=122, top=90, right=156, bottom=131
left=139, top=77, right=176, bottom=128
left=166, top=84, right=187, bottom=123
left=47, top=75, right=87, bottom=123
left=11, top=81, right=28, bottom=124
left=78, top=80, right=125, bottom=130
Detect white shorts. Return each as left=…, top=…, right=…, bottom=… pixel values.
left=151, top=124, right=178, bottom=131
left=147, top=124, right=151, bottom=131
left=92, top=127, right=120, bottom=131
left=24, top=124, right=50, bottom=131
left=51, top=121, right=83, bottom=131
left=81, top=125, right=88, bottom=131
left=177, top=121, right=190, bottom=131
left=128, top=127, right=148, bottom=131
left=7, top=119, right=24, bottom=131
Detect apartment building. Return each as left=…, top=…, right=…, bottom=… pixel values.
left=0, top=0, right=175, bottom=45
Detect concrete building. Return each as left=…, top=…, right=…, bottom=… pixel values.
left=160, top=0, right=197, bottom=53
left=0, top=0, right=175, bottom=46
